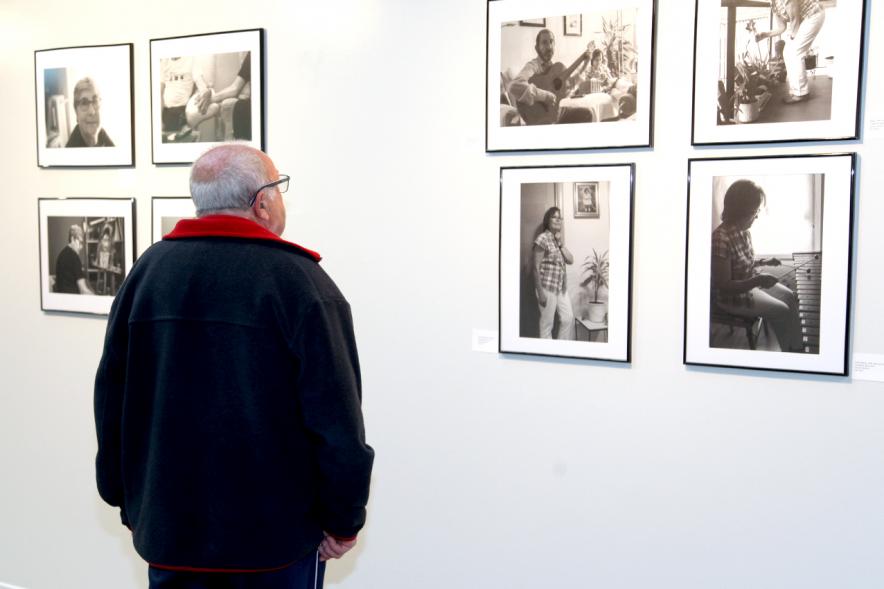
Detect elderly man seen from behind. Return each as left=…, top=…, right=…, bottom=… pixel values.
left=94, top=144, right=374, bottom=589
left=66, top=77, right=114, bottom=147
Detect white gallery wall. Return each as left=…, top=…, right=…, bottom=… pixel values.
left=1, top=0, right=883, bottom=587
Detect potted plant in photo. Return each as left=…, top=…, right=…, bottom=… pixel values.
left=599, top=14, right=637, bottom=79
left=732, top=54, right=772, bottom=123
left=579, top=249, right=609, bottom=323
left=730, top=21, right=773, bottom=124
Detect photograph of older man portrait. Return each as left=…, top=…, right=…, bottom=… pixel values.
left=44, top=69, right=116, bottom=148
left=35, top=43, right=134, bottom=166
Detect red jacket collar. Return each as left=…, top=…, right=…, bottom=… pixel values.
left=163, top=215, right=321, bottom=262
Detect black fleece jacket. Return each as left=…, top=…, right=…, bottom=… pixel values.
left=94, top=216, right=373, bottom=571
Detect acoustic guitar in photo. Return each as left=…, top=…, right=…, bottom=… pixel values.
left=515, top=47, right=590, bottom=126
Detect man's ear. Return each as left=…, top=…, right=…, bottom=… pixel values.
left=254, top=195, right=270, bottom=221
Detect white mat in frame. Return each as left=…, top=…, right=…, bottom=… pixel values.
left=499, top=163, right=634, bottom=362
left=684, top=154, right=855, bottom=375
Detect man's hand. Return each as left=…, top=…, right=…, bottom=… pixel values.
left=319, top=532, right=357, bottom=562
left=196, top=89, right=213, bottom=114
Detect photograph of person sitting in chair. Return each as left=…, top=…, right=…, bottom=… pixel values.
left=46, top=216, right=127, bottom=297
left=159, top=50, right=252, bottom=143
left=498, top=9, right=639, bottom=128
left=709, top=175, right=822, bottom=354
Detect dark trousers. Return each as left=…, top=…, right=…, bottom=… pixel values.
left=148, top=552, right=325, bottom=589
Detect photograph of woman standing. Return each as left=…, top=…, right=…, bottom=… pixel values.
left=534, top=206, right=575, bottom=339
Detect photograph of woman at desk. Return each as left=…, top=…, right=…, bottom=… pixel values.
left=684, top=154, right=856, bottom=375
left=708, top=177, right=818, bottom=354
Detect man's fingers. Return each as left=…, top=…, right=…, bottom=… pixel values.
left=319, top=535, right=356, bottom=560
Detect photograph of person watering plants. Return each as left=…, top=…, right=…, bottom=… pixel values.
left=691, top=0, right=866, bottom=145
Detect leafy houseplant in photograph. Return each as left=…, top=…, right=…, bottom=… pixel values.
left=579, top=249, right=609, bottom=323
left=732, top=53, right=772, bottom=123
left=599, top=14, right=637, bottom=79
left=723, top=19, right=774, bottom=124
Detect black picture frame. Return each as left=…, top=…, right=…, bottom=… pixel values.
left=150, top=28, right=265, bottom=164
left=150, top=196, right=195, bottom=244
left=683, top=154, right=856, bottom=376
left=34, top=43, right=135, bottom=168
left=487, top=0, right=657, bottom=152
left=573, top=181, right=600, bottom=218
left=690, top=0, right=868, bottom=146
left=564, top=15, right=582, bottom=36
left=38, top=197, right=136, bottom=316
left=499, top=163, right=634, bottom=363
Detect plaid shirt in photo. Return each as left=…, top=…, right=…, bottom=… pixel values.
left=772, top=0, right=822, bottom=21
left=711, top=223, right=755, bottom=308
left=535, top=230, right=566, bottom=293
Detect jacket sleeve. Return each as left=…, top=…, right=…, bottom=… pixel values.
left=293, top=298, right=374, bottom=539
left=93, top=293, right=130, bottom=528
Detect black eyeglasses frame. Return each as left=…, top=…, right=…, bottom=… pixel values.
left=249, top=174, right=290, bottom=207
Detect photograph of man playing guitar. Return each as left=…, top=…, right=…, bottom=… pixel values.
left=509, top=29, right=594, bottom=126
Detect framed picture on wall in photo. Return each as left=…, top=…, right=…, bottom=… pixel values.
left=150, top=29, right=264, bottom=164
left=691, top=0, right=867, bottom=145
left=487, top=0, right=656, bottom=152
left=38, top=198, right=136, bottom=316
left=683, top=154, right=856, bottom=376
left=34, top=43, right=134, bottom=167
left=573, top=181, right=599, bottom=218
left=151, top=197, right=196, bottom=244
left=499, top=163, right=634, bottom=362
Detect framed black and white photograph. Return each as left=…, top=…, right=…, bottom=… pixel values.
left=151, top=197, right=196, bottom=244
left=150, top=29, right=264, bottom=164
left=684, top=154, right=855, bottom=375
left=574, top=181, right=600, bottom=218
left=487, top=0, right=656, bottom=152
left=691, top=0, right=867, bottom=145
left=38, top=198, right=136, bottom=315
left=500, top=164, right=634, bottom=362
left=34, top=44, right=134, bottom=167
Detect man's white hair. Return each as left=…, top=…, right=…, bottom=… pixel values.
left=73, top=77, right=98, bottom=102
left=189, top=144, right=271, bottom=214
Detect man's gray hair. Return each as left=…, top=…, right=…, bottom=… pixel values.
left=73, top=77, right=97, bottom=102
left=189, top=145, right=271, bottom=214
left=68, top=224, right=84, bottom=243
